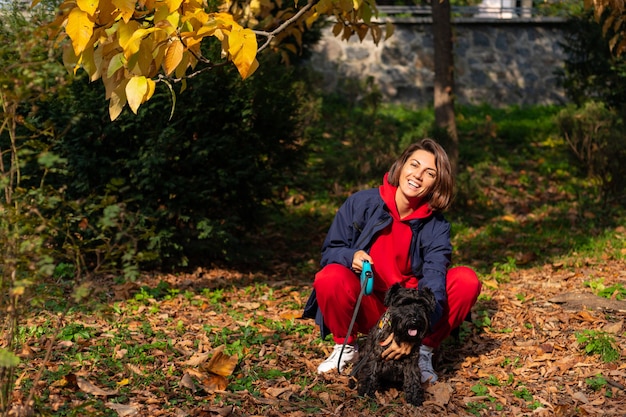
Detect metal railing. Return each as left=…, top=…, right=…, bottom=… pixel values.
left=376, top=2, right=571, bottom=20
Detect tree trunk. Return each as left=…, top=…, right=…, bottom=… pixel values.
left=431, top=0, right=459, bottom=175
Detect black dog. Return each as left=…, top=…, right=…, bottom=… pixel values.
left=355, top=283, right=436, bottom=406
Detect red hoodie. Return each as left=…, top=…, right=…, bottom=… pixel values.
left=369, top=174, right=432, bottom=291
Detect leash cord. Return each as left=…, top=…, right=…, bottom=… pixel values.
left=337, top=276, right=367, bottom=374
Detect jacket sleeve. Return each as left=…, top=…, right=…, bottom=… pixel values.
left=319, top=194, right=361, bottom=268
left=417, top=218, right=452, bottom=328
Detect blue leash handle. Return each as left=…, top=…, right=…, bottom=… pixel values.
left=361, top=260, right=374, bottom=295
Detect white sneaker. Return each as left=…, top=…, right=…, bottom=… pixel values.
left=419, top=345, right=438, bottom=383
left=317, top=343, right=358, bottom=374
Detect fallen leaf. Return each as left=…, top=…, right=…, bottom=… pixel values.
left=105, top=402, right=139, bottom=416
left=603, top=320, right=623, bottom=334
left=426, top=382, right=452, bottom=405
left=180, top=373, right=196, bottom=392
left=77, top=377, right=118, bottom=396
left=571, top=391, right=589, bottom=404
left=265, top=386, right=293, bottom=399
left=184, top=352, right=210, bottom=366
left=279, top=311, right=301, bottom=320
left=237, top=302, right=261, bottom=310
left=204, top=345, right=238, bottom=377
left=200, top=373, right=228, bottom=392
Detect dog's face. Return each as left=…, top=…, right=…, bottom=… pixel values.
left=383, top=283, right=436, bottom=344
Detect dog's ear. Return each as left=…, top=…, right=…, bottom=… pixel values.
left=384, top=283, right=403, bottom=306
left=418, top=286, right=437, bottom=314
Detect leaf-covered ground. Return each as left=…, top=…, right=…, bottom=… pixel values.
left=11, top=253, right=626, bottom=416
left=8, top=120, right=626, bottom=416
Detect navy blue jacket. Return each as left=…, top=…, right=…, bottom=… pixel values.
left=302, top=188, right=452, bottom=338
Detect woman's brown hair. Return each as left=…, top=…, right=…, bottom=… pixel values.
left=387, top=138, right=454, bottom=212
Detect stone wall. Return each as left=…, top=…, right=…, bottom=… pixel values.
left=306, top=17, right=569, bottom=107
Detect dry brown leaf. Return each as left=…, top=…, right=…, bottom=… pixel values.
left=76, top=376, right=118, bottom=396
left=180, top=373, right=196, bottom=391
left=208, top=405, right=234, bottom=416
left=125, top=363, right=144, bottom=376
left=603, top=320, right=623, bottom=334
left=204, top=345, right=237, bottom=377
left=105, top=402, right=139, bottom=416
left=571, top=391, right=589, bottom=404
left=279, top=311, right=301, bottom=320
left=426, top=382, right=452, bottom=405
left=201, top=373, right=228, bottom=392
left=237, top=301, right=261, bottom=310
left=184, top=352, right=210, bottom=366
left=265, top=386, right=293, bottom=399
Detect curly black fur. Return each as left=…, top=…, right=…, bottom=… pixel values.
left=355, top=283, right=436, bottom=406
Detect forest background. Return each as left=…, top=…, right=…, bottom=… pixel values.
left=1, top=0, right=626, bottom=416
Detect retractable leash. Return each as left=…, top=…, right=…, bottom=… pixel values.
left=337, top=260, right=373, bottom=374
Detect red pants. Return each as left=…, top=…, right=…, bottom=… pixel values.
left=313, top=264, right=482, bottom=347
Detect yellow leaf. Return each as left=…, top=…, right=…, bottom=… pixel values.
left=164, top=0, right=183, bottom=13
left=66, top=7, right=94, bottom=55
left=96, top=0, right=118, bottom=26
left=112, top=0, right=136, bottom=23
left=77, top=0, right=99, bottom=16
left=152, top=42, right=168, bottom=73
left=107, top=52, right=126, bottom=78
left=482, top=279, right=499, bottom=289
left=174, top=51, right=190, bottom=79
left=109, top=80, right=128, bottom=120
left=164, top=39, right=184, bottom=76
left=62, top=43, right=79, bottom=75
left=228, top=26, right=258, bottom=79
left=81, top=43, right=98, bottom=78
left=117, top=20, right=141, bottom=57
left=204, top=345, right=237, bottom=377
left=145, top=78, right=156, bottom=101
left=116, top=378, right=130, bottom=386
left=10, top=286, right=25, bottom=296
left=154, top=5, right=179, bottom=36
left=126, top=76, right=149, bottom=114
left=91, top=44, right=103, bottom=81
left=132, top=37, right=156, bottom=76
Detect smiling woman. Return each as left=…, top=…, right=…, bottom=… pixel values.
left=302, top=138, right=482, bottom=381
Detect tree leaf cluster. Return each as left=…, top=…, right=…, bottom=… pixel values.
left=40, top=0, right=384, bottom=119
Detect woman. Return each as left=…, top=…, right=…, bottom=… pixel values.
left=303, top=138, right=482, bottom=381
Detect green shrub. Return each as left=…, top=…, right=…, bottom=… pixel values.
left=557, top=10, right=626, bottom=115
left=18, top=42, right=319, bottom=269
left=556, top=102, right=626, bottom=203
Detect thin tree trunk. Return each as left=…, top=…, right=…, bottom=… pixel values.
left=431, top=0, right=459, bottom=175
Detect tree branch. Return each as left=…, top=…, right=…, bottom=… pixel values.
left=253, top=0, right=318, bottom=53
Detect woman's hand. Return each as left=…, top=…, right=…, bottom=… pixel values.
left=380, top=333, right=413, bottom=360
left=351, top=250, right=373, bottom=273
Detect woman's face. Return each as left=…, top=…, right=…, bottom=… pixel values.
left=398, top=149, right=437, bottom=201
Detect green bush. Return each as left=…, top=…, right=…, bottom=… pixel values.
left=19, top=42, right=319, bottom=269
left=557, top=10, right=626, bottom=116
left=556, top=102, right=626, bottom=203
